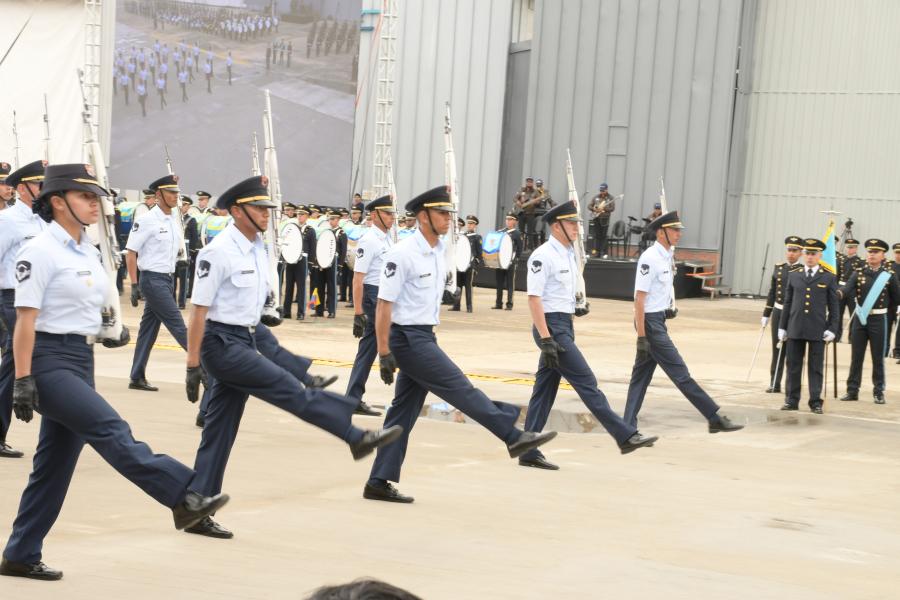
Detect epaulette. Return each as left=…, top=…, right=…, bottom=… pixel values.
left=775, top=261, right=785, bottom=267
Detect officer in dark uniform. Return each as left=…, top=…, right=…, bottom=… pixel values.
left=890, top=243, right=900, bottom=360
left=339, top=207, right=355, bottom=304
left=836, top=238, right=863, bottom=340
left=761, top=236, right=804, bottom=393
left=492, top=212, right=522, bottom=310
left=176, top=195, right=200, bottom=309
left=296, top=205, right=317, bottom=320
left=364, top=186, right=557, bottom=503
left=185, top=175, right=402, bottom=537
left=451, top=215, right=482, bottom=312
left=315, top=210, right=344, bottom=318
left=837, top=239, right=900, bottom=404
left=777, top=238, right=840, bottom=413
left=1, top=164, right=227, bottom=581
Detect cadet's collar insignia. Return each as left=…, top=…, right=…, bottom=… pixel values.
left=356, top=247, right=364, bottom=258
left=530, top=260, right=542, bottom=274
left=384, top=261, right=397, bottom=278
left=15, top=260, right=31, bottom=283
left=640, top=263, right=650, bottom=275
left=197, top=260, right=211, bottom=278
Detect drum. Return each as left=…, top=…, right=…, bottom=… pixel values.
left=200, top=215, right=230, bottom=246
left=316, top=228, right=337, bottom=269
left=345, top=226, right=366, bottom=269
left=482, top=230, right=513, bottom=269
left=454, top=234, right=471, bottom=272
left=117, top=201, right=138, bottom=236
left=280, top=222, right=304, bottom=264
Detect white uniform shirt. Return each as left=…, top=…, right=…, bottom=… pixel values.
left=527, top=236, right=577, bottom=314
left=634, top=241, right=675, bottom=313
left=191, top=223, right=269, bottom=327
left=0, top=200, right=48, bottom=289
left=15, top=221, right=108, bottom=336
left=354, top=226, right=392, bottom=286
left=125, top=205, right=181, bottom=273
left=378, top=229, right=445, bottom=326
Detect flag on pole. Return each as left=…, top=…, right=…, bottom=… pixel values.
left=308, top=289, right=320, bottom=310
left=820, top=220, right=837, bottom=274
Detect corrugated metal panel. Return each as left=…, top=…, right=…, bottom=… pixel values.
left=522, top=0, right=743, bottom=250
left=351, top=0, right=512, bottom=221
left=730, top=0, right=900, bottom=294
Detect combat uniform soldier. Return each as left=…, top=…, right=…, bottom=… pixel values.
left=761, top=236, right=804, bottom=393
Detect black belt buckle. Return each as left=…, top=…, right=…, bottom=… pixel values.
left=664, top=307, right=678, bottom=320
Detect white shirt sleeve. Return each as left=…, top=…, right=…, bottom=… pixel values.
left=354, top=235, right=375, bottom=275
left=634, top=256, right=656, bottom=293
left=13, top=241, right=52, bottom=310
left=527, top=250, right=548, bottom=297
left=377, top=248, right=406, bottom=302
left=190, top=248, right=226, bottom=308
left=125, top=215, right=151, bottom=253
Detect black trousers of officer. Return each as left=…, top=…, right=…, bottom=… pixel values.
left=315, top=260, right=338, bottom=316
left=3, top=334, right=195, bottom=564
left=847, top=313, right=889, bottom=395
left=340, top=262, right=353, bottom=302
left=769, top=307, right=788, bottom=389
left=0, top=290, right=16, bottom=444
left=131, top=271, right=188, bottom=382
left=494, top=264, right=516, bottom=308
left=191, top=321, right=361, bottom=497
left=453, top=267, right=476, bottom=311
left=187, top=251, right=198, bottom=298
left=837, top=293, right=856, bottom=341
left=623, top=311, right=720, bottom=426
left=785, top=338, right=825, bottom=409
left=174, top=263, right=189, bottom=308
left=522, top=313, right=636, bottom=460
left=369, top=325, right=521, bottom=484
left=283, top=257, right=308, bottom=317
left=345, top=284, right=378, bottom=403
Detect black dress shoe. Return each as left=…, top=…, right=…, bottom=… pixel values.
left=507, top=431, right=557, bottom=459
left=296, top=314, right=305, bottom=321
left=363, top=481, right=414, bottom=503
left=129, top=378, right=159, bottom=392
left=283, top=313, right=292, bottom=319
left=466, top=307, right=472, bottom=313
left=504, top=305, right=513, bottom=310
left=184, top=516, right=234, bottom=539
left=354, top=401, right=382, bottom=416
left=448, top=307, right=461, bottom=312
left=618, top=432, right=659, bottom=455
left=491, top=305, right=502, bottom=310
left=0, top=558, right=63, bottom=581
left=195, top=413, right=205, bottom=428
left=345, top=303, right=355, bottom=308
left=708, top=413, right=744, bottom=433
left=327, top=313, right=336, bottom=319
left=874, top=393, right=886, bottom=405
left=518, top=455, right=559, bottom=470
left=350, top=425, right=403, bottom=460
left=765, top=386, right=781, bottom=393
left=307, top=375, right=338, bottom=389
left=0, top=442, right=24, bottom=458
left=780, top=403, right=798, bottom=411
left=810, top=405, right=824, bottom=414
left=172, top=492, right=230, bottom=530
left=840, top=392, right=858, bottom=401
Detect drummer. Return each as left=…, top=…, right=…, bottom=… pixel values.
left=492, top=213, right=522, bottom=311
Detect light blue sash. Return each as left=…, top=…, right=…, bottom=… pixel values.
left=857, top=271, right=892, bottom=326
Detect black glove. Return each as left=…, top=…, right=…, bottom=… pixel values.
left=176, top=258, right=189, bottom=269
left=101, top=325, right=131, bottom=349
left=636, top=336, right=651, bottom=361
left=13, top=375, right=39, bottom=423
left=352, top=313, right=367, bottom=338
left=664, top=307, right=679, bottom=320
left=539, top=337, right=566, bottom=370
left=186, top=366, right=203, bottom=403
left=379, top=352, right=398, bottom=385
left=574, top=302, right=591, bottom=318
left=130, top=285, right=141, bottom=307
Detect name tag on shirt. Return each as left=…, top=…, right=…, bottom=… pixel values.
left=77, top=270, right=92, bottom=277
left=241, top=269, right=255, bottom=274
left=419, top=273, right=431, bottom=278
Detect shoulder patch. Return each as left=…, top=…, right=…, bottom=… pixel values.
left=530, top=260, right=542, bottom=274
left=356, top=247, right=364, bottom=258
left=132, top=221, right=140, bottom=232
left=197, top=260, right=211, bottom=279
left=15, top=260, right=31, bottom=283
left=384, top=261, right=397, bottom=278
left=640, top=263, right=650, bottom=275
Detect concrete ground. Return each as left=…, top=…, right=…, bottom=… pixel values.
left=1, top=289, right=899, bottom=599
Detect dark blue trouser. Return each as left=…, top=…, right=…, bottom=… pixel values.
left=174, top=263, right=188, bottom=307
left=283, top=258, right=308, bottom=317
left=369, top=325, right=521, bottom=483
left=0, top=290, right=15, bottom=442
left=191, top=321, right=361, bottom=496
left=130, top=271, right=188, bottom=381
left=3, top=334, right=194, bottom=564
left=847, top=313, right=889, bottom=394
left=623, top=311, right=720, bottom=426
left=345, top=284, right=378, bottom=403
left=522, top=313, right=636, bottom=460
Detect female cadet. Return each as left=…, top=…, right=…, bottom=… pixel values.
left=1, top=164, right=228, bottom=581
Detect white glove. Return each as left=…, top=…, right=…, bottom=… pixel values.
left=761, top=316, right=769, bottom=328
left=823, top=330, right=836, bottom=343
left=896, top=306, right=900, bottom=316
left=778, top=328, right=787, bottom=342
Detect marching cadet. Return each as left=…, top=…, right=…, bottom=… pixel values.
left=176, top=196, right=200, bottom=309
left=125, top=174, right=188, bottom=391
left=451, top=215, right=482, bottom=313
left=346, top=196, right=394, bottom=417
left=364, top=186, right=557, bottom=504
left=520, top=202, right=657, bottom=470
left=492, top=212, right=522, bottom=310
left=623, top=211, right=743, bottom=432
left=761, top=236, right=804, bottom=393
left=0, top=160, right=47, bottom=459
left=777, top=238, right=840, bottom=413
left=308, top=203, right=322, bottom=226
left=184, top=175, right=402, bottom=537
left=836, top=238, right=863, bottom=340
left=1, top=164, right=227, bottom=581
left=837, top=239, right=900, bottom=404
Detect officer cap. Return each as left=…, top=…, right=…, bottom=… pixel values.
left=282, top=201, right=296, bottom=209
left=864, top=238, right=888, bottom=252
left=457, top=217, right=465, bottom=227
left=0, top=161, right=11, bottom=183
left=308, top=203, right=321, bottom=213
left=784, top=235, right=804, bottom=249
left=339, top=207, right=349, bottom=216
left=505, top=212, right=519, bottom=221
left=648, top=210, right=684, bottom=231
left=543, top=200, right=582, bottom=224
left=37, top=163, right=110, bottom=201
left=215, top=175, right=278, bottom=210
left=196, top=190, right=212, bottom=198
left=404, top=210, right=415, bottom=219
left=148, top=174, right=180, bottom=193
left=405, top=185, right=456, bottom=213
left=893, top=243, right=900, bottom=251
left=366, top=195, right=394, bottom=212
left=466, top=214, right=479, bottom=225
left=326, top=209, right=341, bottom=219
left=142, top=188, right=155, bottom=197
left=5, top=160, right=46, bottom=189
left=351, top=202, right=364, bottom=212
left=599, top=183, right=608, bottom=191
left=803, top=238, right=826, bottom=252
left=180, top=195, right=193, bottom=205
left=295, top=204, right=309, bottom=215
left=845, top=238, right=859, bottom=247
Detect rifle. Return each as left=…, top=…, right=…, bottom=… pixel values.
left=11, top=110, right=20, bottom=168
left=42, top=94, right=50, bottom=163
left=163, top=145, right=190, bottom=267
left=659, top=176, right=678, bottom=317
left=260, top=89, right=284, bottom=326
left=442, top=102, right=461, bottom=301
left=251, top=131, right=261, bottom=176
left=565, top=149, right=589, bottom=316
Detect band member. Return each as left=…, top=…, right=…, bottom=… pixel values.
left=513, top=176, right=541, bottom=251
left=588, top=183, right=615, bottom=258
left=521, top=202, right=657, bottom=470
left=196, top=190, right=213, bottom=215
left=623, top=211, right=743, bottom=432
left=346, top=196, right=394, bottom=417
left=451, top=215, right=482, bottom=312
left=836, top=238, right=863, bottom=339
left=761, top=236, right=804, bottom=393
left=837, top=239, right=900, bottom=404
left=1, top=164, right=227, bottom=580
left=314, top=210, right=344, bottom=318
left=365, top=186, right=557, bottom=503
left=176, top=196, right=200, bottom=309
left=184, top=176, right=402, bottom=537
left=492, top=213, right=522, bottom=311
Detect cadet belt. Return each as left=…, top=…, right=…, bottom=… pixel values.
left=207, top=320, right=257, bottom=335
left=391, top=324, right=434, bottom=332
left=773, top=302, right=784, bottom=310
left=870, top=308, right=888, bottom=315
left=35, top=332, right=95, bottom=345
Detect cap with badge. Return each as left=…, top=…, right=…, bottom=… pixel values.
left=543, top=200, right=582, bottom=223
left=34, top=163, right=111, bottom=222
left=148, top=174, right=180, bottom=193
left=308, top=203, right=321, bottom=214
left=5, top=160, right=46, bottom=189
left=196, top=190, right=212, bottom=199
left=351, top=202, right=364, bottom=212
left=648, top=210, right=684, bottom=231
left=405, top=185, right=456, bottom=213
left=282, top=201, right=296, bottom=209
left=505, top=212, right=518, bottom=221
left=215, top=175, right=278, bottom=210
left=893, top=243, right=900, bottom=252
left=180, top=195, right=193, bottom=205
left=466, top=214, right=479, bottom=225
left=142, top=188, right=155, bottom=197
left=864, top=238, right=888, bottom=252
left=802, top=238, right=826, bottom=252
left=784, top=235, right=804, bottom=248
left=366, top=194, right=395, bottom=212
left=845, top=238, right=859, bottom=247
left=296, top=204, right=309, bottom=215
left=0, top=161, right=11, bottom=183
